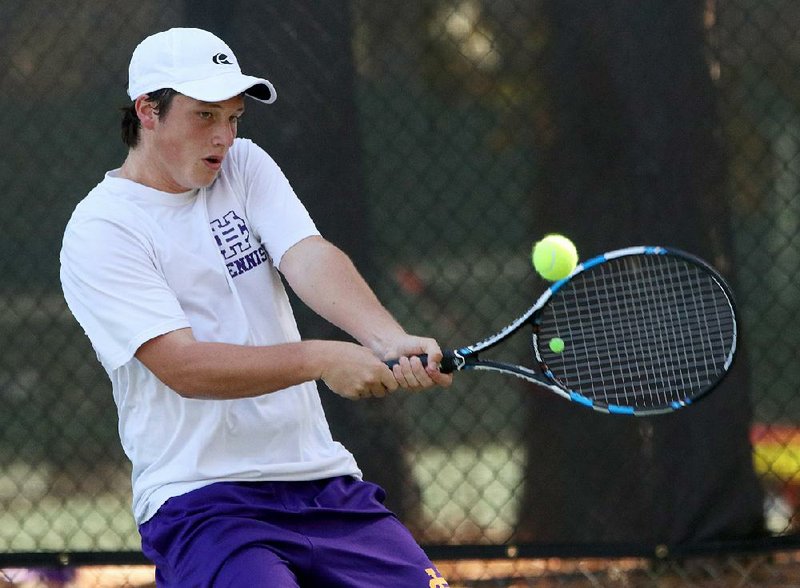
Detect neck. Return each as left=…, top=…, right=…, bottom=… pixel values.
left=119, top=149, right=145, bottom=184
left=119, top=146, right=183, bottom=193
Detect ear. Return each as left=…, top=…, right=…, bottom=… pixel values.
left=134, top=95, right=158, bottom=131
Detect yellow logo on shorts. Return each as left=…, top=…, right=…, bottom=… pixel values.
left=425, top=567, right=449, bottom=587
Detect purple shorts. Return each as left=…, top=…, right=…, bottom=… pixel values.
left=139, top=476, right=449, bottom=587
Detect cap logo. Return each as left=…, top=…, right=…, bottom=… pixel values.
left=212, top=53, right=233, bottom=65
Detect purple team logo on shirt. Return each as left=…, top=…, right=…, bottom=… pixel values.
left=210, top=210, right=268, bottom=278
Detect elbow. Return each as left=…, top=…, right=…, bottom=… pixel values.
left=168, top=379, right=208, bottom=399
left=136, top=331, right=227, bottom=399
left=135, top=329, right=216, bottom=398
left=154, top=368, right=211, bottom=399
left=152, top=364, right=266, bottom=400
left=140, top=351, right=222, bottom=398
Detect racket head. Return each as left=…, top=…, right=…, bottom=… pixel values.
left=530, top=246, right=738, bottom=415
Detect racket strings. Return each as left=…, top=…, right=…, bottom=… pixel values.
left=538, top=255, right=736, bottom=408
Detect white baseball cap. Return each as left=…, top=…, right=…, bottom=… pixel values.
left=127, top=28, right=276, bottom=104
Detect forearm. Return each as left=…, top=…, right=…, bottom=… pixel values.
left=137, top=332, right=326, bottom=399
left=281, top=237, right=406, bottom=356
left=279, top=236, right=453, bottom=390
left=136, top=328, right=401, bottom=401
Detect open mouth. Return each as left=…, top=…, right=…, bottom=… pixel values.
left=203, top=156, right=223, bottom=170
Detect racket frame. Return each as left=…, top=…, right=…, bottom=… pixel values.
left=442, top=246, right=738, bottom=416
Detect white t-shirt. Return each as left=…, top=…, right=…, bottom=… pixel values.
left=60, top=138, right=361, bottom=524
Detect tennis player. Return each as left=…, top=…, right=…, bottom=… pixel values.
left=60, top=27, right=451, bottom=587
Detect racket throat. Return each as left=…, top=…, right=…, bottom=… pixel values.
left=442, top=349, right=467, bottom=373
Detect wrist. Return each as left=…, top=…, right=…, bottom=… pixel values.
left=363, top=327, right=409, bottom=359
left=299, top=340, right=334, bottom=380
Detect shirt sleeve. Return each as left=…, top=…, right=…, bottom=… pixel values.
left=60, top=213, right=190, bottom=372
left=232, top=139, right=320, bottom=267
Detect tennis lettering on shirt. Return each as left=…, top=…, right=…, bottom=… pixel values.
left=210, top=210, right=269, bottom=278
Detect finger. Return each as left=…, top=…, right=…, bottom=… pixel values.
left=369, top=384, right=387, bottom=398
left=390, top=356, right=410, bottom=388
left=408, top=356, right=434, bottom=387
left=345, top=389, right=365, bottom=401
left=414, top=337, right=442, bottom=363
left=417, top=340, right=453, bottom=387
left=365, top=367, right=398, bottom=398
left=395, top=356, right=434, bottom=391
left=392, top=357, right=419, bottom=390
left=429, top=370, right=454, bottom=388
left=381, top=367, right=399, bottom=393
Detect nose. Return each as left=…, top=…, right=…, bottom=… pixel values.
left=213, top=120, right=237, bottom=148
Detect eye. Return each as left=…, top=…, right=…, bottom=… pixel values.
left=198, top=111, right=214, bottom=120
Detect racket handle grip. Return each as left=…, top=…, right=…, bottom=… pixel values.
left=385, top=352, right=457, bottom=374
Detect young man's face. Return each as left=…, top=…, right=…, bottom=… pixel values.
left=148, top=94, right=245, bottom=193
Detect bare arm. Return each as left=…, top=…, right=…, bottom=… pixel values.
left=135, top=235, right=451, bottom=399
left=135, top=328, right=399, bottom=400
left=279, top=236, right=452, bottom=389
left=279, top=236, right=405, bottom=356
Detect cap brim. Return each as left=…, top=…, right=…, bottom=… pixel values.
left=173, top=72, right=276, bottom=104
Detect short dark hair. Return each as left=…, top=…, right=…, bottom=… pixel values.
left=120, top=88, right=179, bottom=148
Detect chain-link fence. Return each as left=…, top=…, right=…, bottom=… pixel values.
left=1, top=0, right=800, bottom=586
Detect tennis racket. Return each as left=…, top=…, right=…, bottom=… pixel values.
left=388, top=246, right=738, bottom=416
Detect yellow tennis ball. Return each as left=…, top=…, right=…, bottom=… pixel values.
left=532, top=235, right=578, bottom=281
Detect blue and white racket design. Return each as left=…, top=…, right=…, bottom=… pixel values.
left=391, top=246, right=738, bottom=416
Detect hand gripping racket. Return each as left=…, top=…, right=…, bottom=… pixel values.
left=389, top=246, right=738, bottom=416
